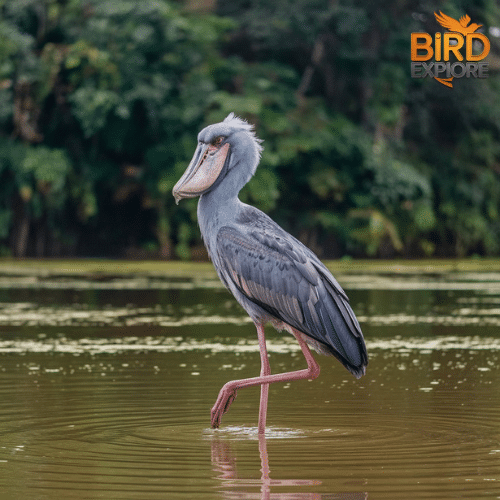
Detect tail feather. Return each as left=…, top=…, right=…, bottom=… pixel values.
left=314, top=286, right=368, bottom=378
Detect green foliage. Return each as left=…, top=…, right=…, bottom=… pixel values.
left=0, top=0, right=498, bottom=258
left=21, top=147, right=70, bottom=189
left=349, top=208, right=403, bottom=257
left=70, top=87, right=120, bottom=138
left=0, top=139, right=71, bottom=207
left=0, top=209, right=11, bottom=240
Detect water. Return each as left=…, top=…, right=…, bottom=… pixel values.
left=0, top=266, right=499, bottom=499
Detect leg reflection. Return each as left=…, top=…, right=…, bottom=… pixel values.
left=210, top=432, right=367, bottom=500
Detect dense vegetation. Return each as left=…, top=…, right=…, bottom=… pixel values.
left=0, top=0, right=499, bottom=259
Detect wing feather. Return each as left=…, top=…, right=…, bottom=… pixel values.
left=435, top=11, right=460, bottom=31
left=216, top=222, right=367, bottom=376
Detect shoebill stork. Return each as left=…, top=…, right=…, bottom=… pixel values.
left=173, top=113, right=368, bottom=433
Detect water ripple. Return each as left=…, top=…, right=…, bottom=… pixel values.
left=1, top=334, right=500, bottom=355
left=0, top=272, right=500, bottom=293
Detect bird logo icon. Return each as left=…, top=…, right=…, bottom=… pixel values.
left=411, top=12, right=489, bottom=88
left=433, top=12, right=483, bottom=87
left=434, top=12, right=483, bottom=36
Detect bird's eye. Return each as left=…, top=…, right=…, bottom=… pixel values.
left=213, top=136, right=224, bottom=146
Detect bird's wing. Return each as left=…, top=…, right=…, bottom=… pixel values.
left=435, top=11, right=461, bottom=32
left=215, top=223, right=367, bottom=376
left=459, top=14, right=471, bottom=28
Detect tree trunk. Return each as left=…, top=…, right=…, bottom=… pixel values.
left=15, top=213, right=30, bottom=257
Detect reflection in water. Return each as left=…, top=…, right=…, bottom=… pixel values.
left=0, top=269, right=499, bottom=499
left=210, top=431, right=367, bottom=500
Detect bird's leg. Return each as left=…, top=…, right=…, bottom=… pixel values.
left=211, top=326, right=320, bottom=430
left=210, top=321, right=270, bottom=430
left=257, top=322, right=271, bottom=435
left=289, top=327, right=321, bottom=380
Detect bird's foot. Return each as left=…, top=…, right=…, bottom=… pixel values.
left=211, top=383, right=238, bottom=429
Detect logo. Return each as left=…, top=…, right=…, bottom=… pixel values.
left=411, top=11, right=490, bottom=87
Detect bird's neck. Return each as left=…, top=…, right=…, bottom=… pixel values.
left=198, top=155, right=251, bottom=218
left=197, top=182, right=242, bottom=257
left=197, top=152, right=258, bottom=254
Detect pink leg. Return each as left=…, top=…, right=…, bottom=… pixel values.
left=211, top=326, right=320, bottom=430
left=257, top=323, right=271, bottom=434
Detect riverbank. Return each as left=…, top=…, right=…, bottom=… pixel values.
left=0, top=257, right=499, bottom=277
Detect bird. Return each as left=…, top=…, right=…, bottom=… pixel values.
left=173, top=113, right=368, bottom=433
left=434, top=11, right=482, bottom=36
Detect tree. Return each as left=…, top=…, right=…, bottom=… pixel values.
left=0, top=0, right=499, bottom=258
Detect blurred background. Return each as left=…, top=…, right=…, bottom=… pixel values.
left=0, top=0, right=499, bottom=261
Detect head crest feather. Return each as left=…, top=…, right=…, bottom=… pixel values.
left=223, top=113, right=263, bottom=156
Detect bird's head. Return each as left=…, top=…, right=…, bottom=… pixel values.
left=173, top=113, right=263, bottom=204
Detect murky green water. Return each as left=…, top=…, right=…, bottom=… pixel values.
left=0, top=265, right=499, bottom=499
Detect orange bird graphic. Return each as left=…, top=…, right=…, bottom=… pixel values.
left=432, top=12, right=483, bottom=88
left=434, top=11, right=483, bottom=36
